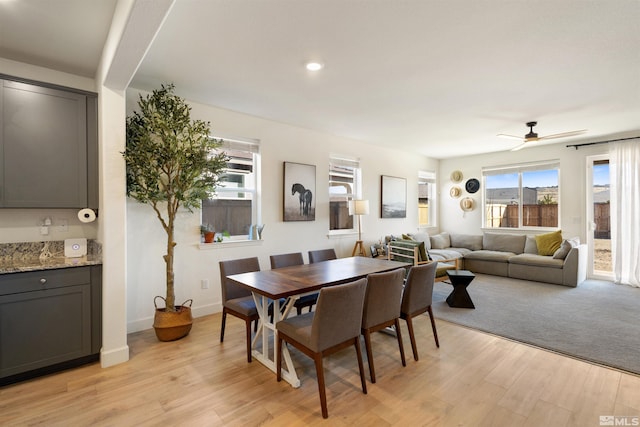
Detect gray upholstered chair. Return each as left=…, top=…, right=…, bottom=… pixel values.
left=308, top=248, right=337, bottom=263
left=400, top=262, right=440, bottom=361
left=270, top=252, right=304, bottom=269
left=276, top=278, right=368, bottom=419
left=219, top=257, right=261, bottom=363
left=361, top=268, right=406, bottom=383
left=270, top=252, right=318, bottom=315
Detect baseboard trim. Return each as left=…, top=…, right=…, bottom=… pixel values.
left=100, top=345, right=130, bottom=368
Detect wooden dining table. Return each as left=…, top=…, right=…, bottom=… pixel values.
left=227, top=256, right=410, bottom=387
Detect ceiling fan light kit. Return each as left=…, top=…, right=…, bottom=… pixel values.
left=498, top=121, right=587, bottom=151
left=524, top=121, right=539, bottom=141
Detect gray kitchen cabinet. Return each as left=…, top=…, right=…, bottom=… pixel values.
left=0, top=76, right=98, bottom=208
left=0, top=266, right=102, bottom=384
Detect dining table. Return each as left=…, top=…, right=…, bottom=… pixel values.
left=227, top=256, right=410, bottom=387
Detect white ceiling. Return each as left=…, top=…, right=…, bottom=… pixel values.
left=2, top=0, right=639, bottom=159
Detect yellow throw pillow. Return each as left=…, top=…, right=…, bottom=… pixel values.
left=535, top=230, right=563, bottom=256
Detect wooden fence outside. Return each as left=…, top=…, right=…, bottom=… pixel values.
left=594, top=202, right=610, bottom=238
left=488, top=202, right=610, bottom=237
left=202, top=199, right=252, bottom=236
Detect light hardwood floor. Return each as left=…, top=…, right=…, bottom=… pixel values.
left=1, top=313, right=638, bottom=426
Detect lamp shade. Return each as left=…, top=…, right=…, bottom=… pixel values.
left=350, top=199, right=369, bottom=216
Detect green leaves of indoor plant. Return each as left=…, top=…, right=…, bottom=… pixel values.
left=124, top=83, right=228, bottom=313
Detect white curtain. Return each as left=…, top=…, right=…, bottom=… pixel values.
left=609, top=140, right=640, bottom=287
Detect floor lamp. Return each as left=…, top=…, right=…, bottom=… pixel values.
left=350, top=199, right=369, bottom=257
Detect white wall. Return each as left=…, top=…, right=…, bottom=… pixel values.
left=438, top=138, right=618, bottom=240
left=125, top=88, right=438, bottom=332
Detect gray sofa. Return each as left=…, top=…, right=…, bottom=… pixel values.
left=401, top=231, right=587, bottom=287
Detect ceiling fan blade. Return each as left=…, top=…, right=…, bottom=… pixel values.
left=497, top=133, right=523, bottom=141
left=538, top=129, right=587, bottom=140
left=510, top=141, right=528, bottom=151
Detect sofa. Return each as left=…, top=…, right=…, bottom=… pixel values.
left=387, top=231, right=587, bottom=287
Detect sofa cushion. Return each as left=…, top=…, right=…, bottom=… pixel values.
left=407, top=232, right=431, bottom=250
left=464, top=250, right=515, bottom=263
left=449, top=234, right=483, bottom=251
left=536, top=230, right=563, bottom=256
left=429, top=249, right=466, bottom=261
left=482, top=233, right=526, bottom=254
left=509, top=253, right=564, bottom=269
left=445, top=248, right=473, bottom=256
left=524, top=236, right=538, bottom=254
left=430, top=232, right=450, bottom=249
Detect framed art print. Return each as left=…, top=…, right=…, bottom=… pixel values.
left=381, top=175, right=406, bottom=218
left=283, top=162, right=316, bottom=221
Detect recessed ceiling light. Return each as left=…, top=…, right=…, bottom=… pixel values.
left=305, top=62, right=324, bottom=71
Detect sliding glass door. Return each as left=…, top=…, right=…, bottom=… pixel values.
left=586, top=155, right=613, bottom=279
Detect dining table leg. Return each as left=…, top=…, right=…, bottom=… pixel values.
left=251, top=292, right=301, bottom=388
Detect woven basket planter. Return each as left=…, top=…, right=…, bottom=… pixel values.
left=153, top=296, right=193, bottom=341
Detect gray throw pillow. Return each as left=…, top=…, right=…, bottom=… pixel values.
left=430, top=232, right=451, bottom=249
left=408, top=232, right=432, bottom=250
left=553, top=239, right=573, bottom=259
left=524, top=236, right=538, bottom=254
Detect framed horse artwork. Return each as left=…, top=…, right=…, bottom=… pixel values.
left=283, top=162, right=316, bottom=221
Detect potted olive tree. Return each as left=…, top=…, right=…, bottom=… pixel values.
left=124, top=83, right=228, bottom=341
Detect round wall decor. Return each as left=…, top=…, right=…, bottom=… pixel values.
left=450, top=186, right=462, bottom=198
left=450, top=170, right=463, bottom=183
left=465, top=178, right=480, bottom=194
left=460, top=197, right=475, bottom=211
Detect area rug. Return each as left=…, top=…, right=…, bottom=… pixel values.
left=432, top=274, right=640, bottom=375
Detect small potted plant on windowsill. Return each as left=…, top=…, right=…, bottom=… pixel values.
left=215, top=230, right=230, bottom=243
left=200, top=224, right=215, bottom=243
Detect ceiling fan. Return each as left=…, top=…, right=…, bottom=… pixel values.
left=498, top=121, right=586, bottom=151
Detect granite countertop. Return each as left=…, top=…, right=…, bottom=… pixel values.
left=0, top=240, right=102, bottom=274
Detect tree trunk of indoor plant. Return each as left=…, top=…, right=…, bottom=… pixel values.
left=164, top=212, right=176, bottom=311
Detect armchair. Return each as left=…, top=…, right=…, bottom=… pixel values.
left=387, top=241, right=460, bottom=282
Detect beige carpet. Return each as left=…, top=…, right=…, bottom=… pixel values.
left=432, top=274, right=640, bottom=375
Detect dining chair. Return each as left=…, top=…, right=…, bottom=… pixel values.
left=361, top=268, right=406, bottom=383
left=308, top=248, right=337, bottom=263
left=400, top=262, right=440, bottom=361
left=219, top=257, right=261, bottom=363
left=270, top=252, right=318, bottom=315
left=276, top=278, right=368, bottom=419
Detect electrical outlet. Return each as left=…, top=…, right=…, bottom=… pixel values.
left=201, top=279, right=209, bottom=289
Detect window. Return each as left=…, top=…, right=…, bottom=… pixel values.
left=483, top=161, right=560, bottom=229
left=329, top=156, right=361, bottom=233
left=202, top=136, right=260, bottom=240
left=418, top=171, right=436, bottom=227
